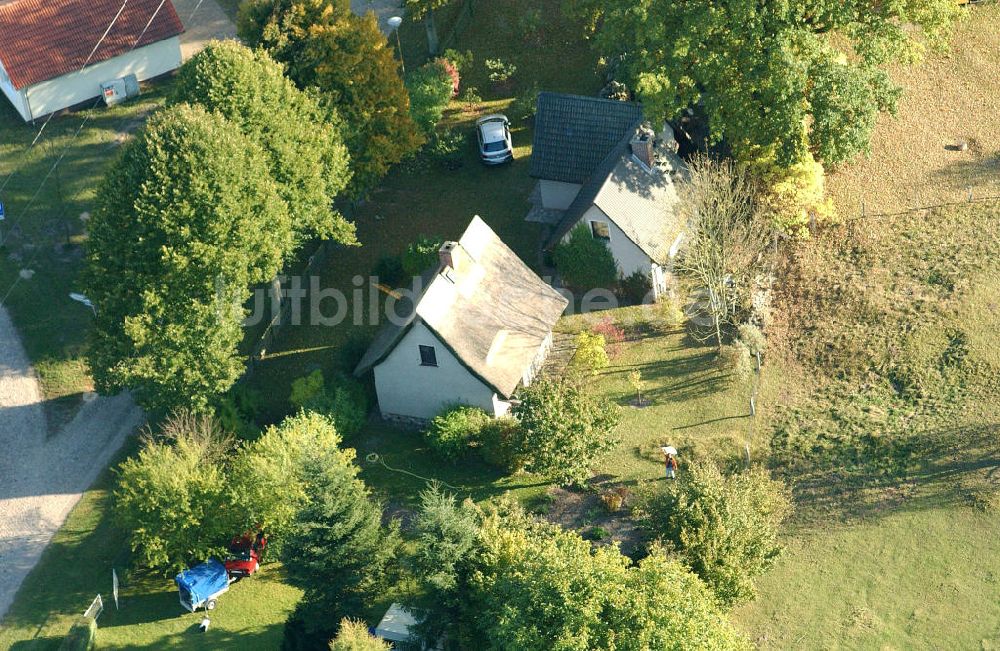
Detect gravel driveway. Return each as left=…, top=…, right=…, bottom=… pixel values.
left=0, top=306, right=143, bottom=621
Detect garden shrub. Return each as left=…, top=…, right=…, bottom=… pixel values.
left=437, top=57, right=460, bottom=97
left=479, top=416, right=525, bottom=471
left=289, top=370, right=369, bottom=436
left=58, top=616, right=96, bottom=651
left=553, top=224, right=618, bottom=291
left=441, top=48, right=473, bottom=73
left=633, top=462, right=791, bottom=607
left=571, top=331, right=609, bottom=375
left=591, top=316, right=625, bottom=357
left=330, top=618, right=391, bottom=650
left=617, top=269, right=653, bottom=305
left=654, top=295, right=686, bottom=329
left=290, top=370, right=325, bottom=409
left=757, top=153, right=836, bottom=237
left=425, top=405, right=492, bottom=460
left=427, top=128, right=466, bottom=170
left=484, top=58, right=517, bottom=88
left=719, top=341, right=755, bottom=381
left=402, top=235, right=444, bottom=276
left=509, top=82, right=540, bottom=121
left=736, top=323, right=767, bottom=357
left=406, top=60, right=456, bottom=137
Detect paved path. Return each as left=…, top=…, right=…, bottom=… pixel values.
left=172, top=0, right=239, bottom=61
left=0, top=307, right=144, bottom=621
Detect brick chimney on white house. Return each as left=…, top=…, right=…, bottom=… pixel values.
left=630, top=125, right=657, bottom=168
left=439, top=241, right=459, bottom=270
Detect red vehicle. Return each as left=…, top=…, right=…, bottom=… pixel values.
left=224, top=531, right=267, bottom=580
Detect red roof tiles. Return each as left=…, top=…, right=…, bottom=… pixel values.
left=0, top=0, right=184, bottom=90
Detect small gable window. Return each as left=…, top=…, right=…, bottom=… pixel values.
left=419, top=344, right=438, bottom=367
left=590, top=220, right=611, bottom=240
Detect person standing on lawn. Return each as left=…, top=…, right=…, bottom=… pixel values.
left=664, top=452, right=678, bottom=480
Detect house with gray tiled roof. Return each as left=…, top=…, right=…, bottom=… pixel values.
left=354, top=216, right=568, bottom=422
left=527, top=92, right=686, bottom=300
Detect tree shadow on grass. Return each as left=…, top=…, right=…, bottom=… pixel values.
left=778, top=423, right=1000, bottom=528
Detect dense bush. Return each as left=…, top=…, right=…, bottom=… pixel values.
left=617, top=269, right=653, bottom=305
left=289, top=370, right=369, bottom=436
left=114, top=412, right=235, bottom=571
left=509, top=82, right=540, bottom=121
left=425, top=405, right=491, bottom=460
left=757, top=154, right=836, bottom=237
left=58, top=616, right=97, bottom=651
left=402, top=235, right=445, bottom=276
left=719, top=341, right=755, bottom=381
left=509, top=377, right=621, bottom=485
left=214, top=383, right=263, bottom=440
left=227, top=411, right=344, bottom=559
left=591, top=316, right=625, bottom=357
left=455, top=500, right=751, bottom=650
left=570, top=331, right=609, bottom=375
left=478, top=416, right=524, bottom=472
left=553, top=224, right=618, bottom=291
left=634, top=462, right=791, bottom=606
left=407, top=60, right=456, bottom=136
left=329, top=619, right=391, bottom=650
left=427, top=128, right=467, bottom=170
left=736, top=323, right=767, bottom=357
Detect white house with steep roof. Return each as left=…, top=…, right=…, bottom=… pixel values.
left=354, top=216, right=568, bottom=422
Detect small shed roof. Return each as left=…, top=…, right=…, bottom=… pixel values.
left=529, top=92, right=643, bottom=185
left=0, top=0, right=184, bottom=90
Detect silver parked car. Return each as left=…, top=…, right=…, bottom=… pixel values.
left=476, top=114, right=513, bottom=165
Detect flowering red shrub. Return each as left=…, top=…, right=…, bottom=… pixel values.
left=436, top=57, right=460, bottom=97
left=592, top=317, right=625, bottom=358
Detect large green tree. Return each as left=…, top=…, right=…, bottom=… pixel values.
left=238, top=0, right=423, bottom=195
left=170, top=40, right=355, bottom=248
left=635, top=462, right=792, bottom=607
left=510, top=377, right=621, bottom=486
left=570, top=0, right=959, bottom=166
left=404, top=0, right=456, bottom=55
left=281, top=439, right=401, bottom=649
left=114, top=412, right=236, bottom=572
left=84, top=104, right=288, bottom=412
left=226, top=411, right=345, bottom=558
left=427, top=498, right=750, bottom=650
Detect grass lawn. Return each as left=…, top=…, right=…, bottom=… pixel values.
left=825, top=2, right=1000, bottom=216
left=0, top=88, right=168, bottom=425
left=734, top=202, right=1000, bottom=645
left=735, top=507, right=1000, bottom=649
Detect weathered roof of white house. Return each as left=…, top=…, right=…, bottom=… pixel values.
left=354, top=216, right=568, bottom=398
left=0, top=0, right=184, bottom=90
left=529, top=92, right=644, bottom=185
left=544, top=125, right=687, bottom=264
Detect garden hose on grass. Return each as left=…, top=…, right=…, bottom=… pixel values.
left=365, top=452, right=462, bottom=492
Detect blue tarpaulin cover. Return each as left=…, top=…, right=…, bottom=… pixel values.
left=175, top=559, right=228, bottom=606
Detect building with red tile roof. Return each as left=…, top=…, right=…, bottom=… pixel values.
left=0, top=0, right=184, bottom=121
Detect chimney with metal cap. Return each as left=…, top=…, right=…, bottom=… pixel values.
left=630, top=125, right=656, bottom=168
left=439, top=241, right=459, bottom=271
